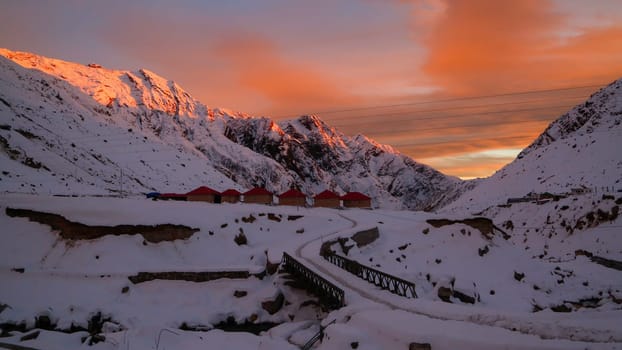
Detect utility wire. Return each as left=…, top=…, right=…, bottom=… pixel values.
left=326, top=95, right=586, bottom=123
left=271, top=82, right=607, bottom=119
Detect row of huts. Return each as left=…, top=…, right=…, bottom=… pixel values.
left=150, top=186, right=372, bottom=208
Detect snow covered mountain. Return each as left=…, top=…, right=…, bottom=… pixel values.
left=0, top=48, right=463, bottom=209
left=445, top=78, right=622, bottom=213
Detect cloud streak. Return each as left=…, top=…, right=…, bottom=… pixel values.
left=416, top=0, right=622, bottom=95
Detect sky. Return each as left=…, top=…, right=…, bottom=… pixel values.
left=1, top=0, right=621, bottom=179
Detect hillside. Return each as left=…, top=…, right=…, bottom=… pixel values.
left=444, top=78, right=622, bottom=214
left=1, top=193, right=620, bottom=349
left=0, top=48, right=463, bottom=210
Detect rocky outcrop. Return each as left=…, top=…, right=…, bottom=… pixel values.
left=426, top=217, right=510, bottom=240
left=5, top=208, right=198, bottom=243
left=351, top=227, right=380, bottom=248
left=127, top=270, right=257, bottom=284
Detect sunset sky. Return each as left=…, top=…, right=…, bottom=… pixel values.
left=1, top=0, right=621, bottom=179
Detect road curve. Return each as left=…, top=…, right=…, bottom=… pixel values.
left=291, top=211, right=621, bottom=345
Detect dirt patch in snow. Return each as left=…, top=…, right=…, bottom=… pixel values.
left=5, top=207, right=199, bottom=243
left=128, top=270, right=259, bottom=284
left=350, top=227, right=379, bottom=248
left=426, top=217, right=510, bottom=240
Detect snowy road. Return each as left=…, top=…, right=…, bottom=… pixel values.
left=292, top=212, right=622, bottom=348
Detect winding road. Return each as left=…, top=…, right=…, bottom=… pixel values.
left=291, top=211, right=621, bottom=346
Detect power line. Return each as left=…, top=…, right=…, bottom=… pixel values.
left=326, top=95, right=586, bottom=123
left=391, top=128, right=622, bottom=149
left=271, top=82, right=608, bottom=119
left=334, top=104, right=571, bottom=132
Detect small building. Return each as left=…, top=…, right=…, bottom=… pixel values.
left=159, top=193, right=187, bottom=201
left=313, top=190, right=341, bottom=208
left=341, top=192, right=371, bottom=208
left=221, top=189, right=242, bottom=203
left=243, top=187, right=273, bottom=205
left=186, top=186, right=220, bottom=203
left=278, top=189, right=307, bottom=206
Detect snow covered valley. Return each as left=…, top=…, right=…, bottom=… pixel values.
left=1, top=194, right=620, bottom=349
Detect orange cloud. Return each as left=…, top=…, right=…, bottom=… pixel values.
left=213, top=34, right=359, bottom=115
left=388, top=0, right=622, bottom=177
left=418, top=0, right=622, bottom=95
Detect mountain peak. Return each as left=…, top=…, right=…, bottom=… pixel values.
left=0, top=48, right=463, bottom=209
left=445, top=78, right=622, bottom=212
left=518, top=78, right=622, bottom=159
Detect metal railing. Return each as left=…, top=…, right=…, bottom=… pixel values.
left=300, top=319, right=336, bottom=350
left=324, top=253, right=417, bottom=298
left=281, top=252, right=345, bottom=309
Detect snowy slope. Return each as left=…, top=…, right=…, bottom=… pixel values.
left=0, top=48, right=463, bottom=209
left=1, top=195, right=620, bottom=349
left=445, top=78, right=622, bottom=213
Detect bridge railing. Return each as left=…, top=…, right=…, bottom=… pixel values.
left=324, top=253, right=417, bottom=298
left=281, top=252, right=345, bottom=309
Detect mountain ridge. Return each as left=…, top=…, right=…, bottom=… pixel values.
left=0, top=48, right=465, bottom=209
left=444, top=77, right=622, bottom=213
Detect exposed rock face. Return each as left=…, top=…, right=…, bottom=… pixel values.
left=261, top=292, right=285, bottom=315
left=5, top=208, right=199, bottom=242
left=437, top=287, right=452, bottom=302
left=409, top=342, right=432, bottom=350
left=426, top=217, right=509, bottom=240
left=127, top=271, right=254, bottom=284
left=437, top=286, right=476, bottom=304
left=350, top=227, right=380, bottom=247
left=0, top=49, right=465, bottom=210
left=446, top=78, right=622, bottom=213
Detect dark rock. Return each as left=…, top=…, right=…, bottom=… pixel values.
left=34, top=314, right=54, bottom=330
left=20, top=330, right=40, bottom=341
left=350, top=341, right=359, bottom=349
left=234, top=232, right=247, bottom=245
left=5, top=208, right=198, bottom=243
left=551, top=304, right=571, bottom=312
left=88, top=334, right=106, bottom=345
left=121, top=286, right=129, bottom=294
left=241, top=215, right=256, bottom=223
left=234, top=290, right=247, bottom=298
left=426, top=217, right=510, bottom=240
left=11, top=268, right=25, bottom=273
left=437, top=287, right=452, bottom=302
left=128, top=270, right=252, bottom=284
left=351, top=227, right=379, bottom=248
left=212, top=317, right=280, bottom=335
left=514, top=271, right=525, bottom=282
left=452, top=290, right=475, bottom=304
left=261, top=292, right=285, bottom=315
left=409, top=342, right=432, bottom=350
left=478, top=246, right=489, bottom=257
left=267, top=213, right=281, bottom=222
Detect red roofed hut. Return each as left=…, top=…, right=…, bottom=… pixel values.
left=278, top=189, right=307, bottom=206
left=341, top=192, right=371, bottom=208
left=221, top=189, right=241, bottom=203
left=243, top=187, right=273, bottom=205
left=313, top=190, right=341, bottom=208
left=186, top=186, right=220, bottom=203
left=159, top=193, right=187, bottom=201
